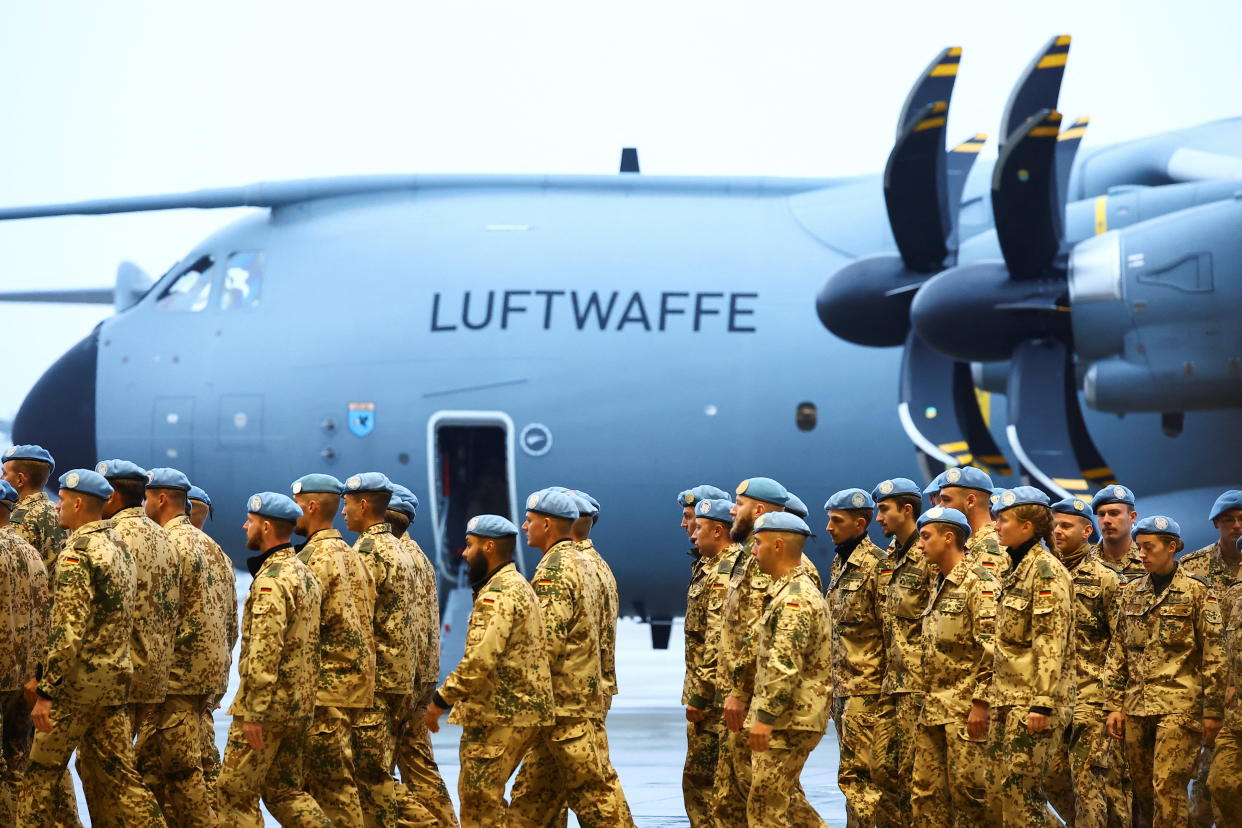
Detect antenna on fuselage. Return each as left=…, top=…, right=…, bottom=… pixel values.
left=619, top=147, right=640, bottom=173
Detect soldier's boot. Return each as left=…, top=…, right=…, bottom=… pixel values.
left=1207, top=728, right=1242, bottom=828
left=395, top=704, right=457, bottom=828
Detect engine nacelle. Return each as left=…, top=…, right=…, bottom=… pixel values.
left=816, top=253, right=921, bottom=348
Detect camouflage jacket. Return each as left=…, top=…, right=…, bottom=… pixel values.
left=2, top=527, right=47, bottom=681
left=748, top=564, right=831, bottom=732
left=11, top=491, right=67, bottom=576
left=198, top=529, right=238, bottom=695
left=229, top=544, right=321, bottom=723
left=919, top=557, right=997, bottom=725
left=438, top=562, right=555, bottom=727
left=988, top=543, right=1074, bottom=712
left=966, top=522, right=1009, bottom=576
left=532, top=539, right=605, bottom=719
left=827, top=535, right=888, bottom=697
left=400, top=533, right=441, bottom=689
left=1088, top=541, right=1147, bottom=586
left=1180, top=542, right=1242, bottom=619
left=299, top=528, right=376, bottom=708
left=1104, top=565, right=1225, bottom=719
left=1058, top=544, right=1122, bottom=713
left=1223, top=581, right=1242, bottom=728
left=354, top=522, right=418, bottom=695
left=881, top=534, right=936, bottom=695
left=163, top=516, right=230, bottom=695
left=111, top=507, right=180, bottom=703
left=683, top=543, right=736, bottom=709
left=39, top=520, right=136, bottom=705
left=0, top=534, right=23, bottom=691
left=576, top=540, right=619, bottom=702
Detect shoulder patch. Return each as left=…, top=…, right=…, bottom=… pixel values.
left=545, top=550, right=563, bottom=568
left=72, top=536, right=91, bottom=553
left=1036, top=557, right=1057, bottom=578
left=358, top=537, right=375, bottom=553
left=264, top=562, right=283, bottom=577
left=9, top=508, right=26, bottom=523
left=788, top=581, right=802, bottom=595
left=1187, top=573, right=1210, bottom=588
left=973, top=564, right=995, bottom=581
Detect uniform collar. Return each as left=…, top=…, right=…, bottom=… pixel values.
left=834, top=532, right=868, bottom=563
left=362, top=522, right=391, bottom=537
left=943, top=555, right=974, bottom=586
left=248, top=542, right=294, bottom=577
left=113, top=505, right=145, bottom=521
left=165, top=514, right=193, bottom=530
left=474, top=560, right=515, bottom=595
left=545, top=538, right=575, bottom=556
left=767, top=562, right=809, bottom=596
left=17, top=491, right=48, bottom=507
left=1058, top=542, right=1092, bottom=573
left=306, top=527, right=343, bottom=544
left=66, top=518, right=111, bottom=542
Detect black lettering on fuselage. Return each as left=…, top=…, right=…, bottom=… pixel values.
left=430, top=290, right=759, bottom=333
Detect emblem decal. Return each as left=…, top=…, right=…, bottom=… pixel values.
left=946, top=468, right=962, bottom=484
left=249, top=495, right=262, bottom=512
left=95, top=462, right=108, bottom=475
left=879, top=480, right=894, bottom=495
left=851, top=492, right=866, bottom=508
left=347, top=402, right=376, bottom=438
left=65, top=472, right=80, bottom=489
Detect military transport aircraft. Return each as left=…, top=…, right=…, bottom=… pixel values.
left=2, top=35, right=1240, bottom=649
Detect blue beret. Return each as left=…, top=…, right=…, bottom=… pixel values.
left=344, top=472, right=393, bottom=494
left=574, top=490, right=600, bottom=513
left=1091, top=484, right=1135, bottom=511
left=989, top=487, right=1005, bottom=516
left=0, top=480, right=18, bottom=506
left=753, top=511, right=811, bottom=536
left=58, top=469, right=113, bottom=500
left=994, top=486, right=1051, bottom=512
left=917, top=506, right=972, bottom=540
left=145, top=467, right=191, bottom=491
left=825, top=488, right=876, bottom=512
left=735, top=477, right=788, bottom=507
left=783, top=493, right=809, bottom=518
left=246, top=491, right=303, bottom=522
left=3, top=444, right=54, bottom=473
left=872, top=478, right=921, bottom=502
left=291, top=474, right=344, bottom=496
left=387, top=492, right=416, bottom=519
left=187, top=485, right=211, bottom=506
left=923, top=474, right=945, bottom=497
left=695, top=498, right=734, bottom=524
left=1132, top=515, right=1181, bottom=539
left=525, top=489, right=578, bottom=520
left=1051, top=497, right=1094, bottom=520
left=938, top=466, right=994, bottom=493
left=390, top=483, right=419, bottom=513
left=1209, top=490, right=1242, bottom=521
left=466, top=514, right=519, bottom=538
left=679, top=485, right=730, bottom=508
left=565, top=491, right=598, bottom=518
left=95, top=459, right=147, bottom=480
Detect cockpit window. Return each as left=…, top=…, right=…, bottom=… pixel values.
left=221, top=251, right=264, bottom=310
left=155, top=255, right=215, bottom=312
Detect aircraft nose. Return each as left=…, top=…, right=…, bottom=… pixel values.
left=12, top=325, right=99, bottom=474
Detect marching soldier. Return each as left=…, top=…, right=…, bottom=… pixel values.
left=217, top=491, right=329, bottom=826
left=342, top=472, right=419, bottom=827
left=824, top=486, right=889, bottom=827
left=986, top=487, right=1073, bottom=827
left=0, top=480, right=28, bottom=822
left=745, top=511, right=831, bottom=827
left=1104, top=516, right=1226, bottom=827
left=910, top=506, right=997, bottom=827
left=1042, top=496, right=1130, bottom=827
left=20, top=469, right=165, bottom=826
left=291, top=473, right=377, bottom=826
left=1089, top=485, right=1146, bottom=585
left=508, top=489, right=631, bottom=826
left=936, top=466, right=1008, bottom=575
left=425, top=514, right=555, bottom=827
left=1, top=445, right=66, bottom=573
left=187, top=486, right=212, bottom=530
left=564, top=490, right=618, bottom=711
left=1207, top=560, right=1242, bottom=826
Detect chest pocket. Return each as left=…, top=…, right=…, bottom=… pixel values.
left=1073, top=584, right=1108, bottom=635
left=832, top=577, right=870, bottom=626
left=1157, top=602, right=1193, bottom=647
left=889, top=573, right=929, bottom=621
left=997, top=593, right=1032, bottom=644
left=1124, top=604, right=1150, bottom=648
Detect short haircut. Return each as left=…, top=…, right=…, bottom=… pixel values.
left=891, top=494, right=924, bottom=520
left=111, top=478, right=146, bottom=509
left=386, top=510, right=411, bottom=534
left=8, top=459, right=50, bottom=488
left=357, top=491, right=390, bottom=515
left=305, top=492, right=341, bottom=515
left=267, top=517, right=296, bottom=537
left=490, top=534, right=516, bottom=559
left=844, top=508, right=873, bottom=525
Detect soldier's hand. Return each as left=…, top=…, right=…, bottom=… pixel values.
left=31, top=697, right=52, bottom=733
left=1106, top=711, right=1126, bottom=740
left=243, top=721, right=265, bottom=751
left=685, top=705, right=705, bottom=723
left=723, top=694, right=746, bottom=732
left=22, top=678, right=38, bottom=708
left=425, top=702, right=446, bottom=734
left=1026, top=711, right=1050, bottom=734
left=748, top=721, right=772, bottom=753
left=1203, top=717, right=1222, bottom=747
left=1227, top=685, right=1237, bottom=707
left=966, top=700, right=989, bottom=740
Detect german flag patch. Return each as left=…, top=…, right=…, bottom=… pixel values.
left=880, top=569, right=893, bottom=576
left=981, top=590, right=995, bottom=597
left=259, top=587, right=272, bottom=593
left=63, top=557, right=80, bottom=565
left=1039, top=590, right=1052, bottom=596
left=1207, top=596, right=1218, bottom=603
left=536, top=579, right=553, bottom=587
left=712, top=583, right=726, bottom=590
left=982, top=561, right=996, bottom=567
left=785, top=602, right=800, bottom=609
left=481, top=598, right=495, bottom=605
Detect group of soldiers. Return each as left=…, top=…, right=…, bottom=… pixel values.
left=677, top=471, right=1242, bottom=827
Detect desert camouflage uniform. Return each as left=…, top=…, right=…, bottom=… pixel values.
left=681, top=542, right=736, bottom=825
left=111, top=507, right=180, bottom=706
left=911, top=557, right=997, bottom=827
left=298, top=527, right=376, bottom=827
left=713, top=542, right=821, bottom=825
left=827, top=534, right=889, bottom=827
left=1104, top=564, right=1226, bottom=827
left=218, top=543, right=328, bottom=826
left=966, top=522, right=1010, bottom=576
left=20, top=519, right=166, bottom=827
left=436, top=561, right=554, bottom=826
left=394, top=532, right=456, bottom=828
left=1207, top=580, right=1242, bottom=827
left=744, top=563, right=830, bottom=827
left=9, top=491, right=66, bottom=576
left=508, top=539, right=631, bottom=827
left=1088, top=541, right=1147, bottom=586
left=1043, top=542, right=1130, bottom=828
left=0, top=527, right=25, bottom=823
left=1181, top=540, right=1240, bottom=827
left=985, top=541, right=1073, bottom=827
left=197, top=530, right=237, bottom=795
left=351, top=522, right=418, bottom=827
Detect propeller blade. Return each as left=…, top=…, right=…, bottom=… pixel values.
left=992, top=109, right=1064, bottom=279
left=884, top=101, right=951, bottom=272
left=945, top=133, right=988, bottom=256
left=1056, top=116, right=1090, bottom=211
left=999, top=35, right=1071, bottom=146
left=1005, top=338, right=1115, bottom=498
left=896, top=47, right=963, bottom=138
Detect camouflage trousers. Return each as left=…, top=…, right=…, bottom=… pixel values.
left=200, top=697, right=222, bottom=797
left=396, top=686, right=458, bottom=827
left=681, top=708, right=722, bottom=827
left=1124, top=712, right=1200, bottom=827
left=746, top=729, right=825, bottom=827
left=1188, top=744, right=1220, bottom=827
left=455, top=723, right=539, bottom=827
left=910, top=720, right=993, bottom=828
left=305, top=705, right=364, bottom=827
left=135, top=694, right=217, bottom=828
left=351, top=691, right=409, bottom=828
left=19, top=700, right=165, bottom=828
left=4, top=687, right=81, bottom=827
left=508, top=715, right=632, bottom=827
left=216, top=717, right=331, bottom=827
left=833, top=694, right=886, bottom=827
left=1043, top=714, right=1132, bottom=828
left=984, top=705, right=1060, bottom=827
left=872, top=692, right=919, bottom=826
left=1207, top=722, right=1242, bottom=828
left=713, top=724, right=820, bottom=826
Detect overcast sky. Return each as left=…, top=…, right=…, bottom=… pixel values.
left=2, top=0, right=1240, bottom=421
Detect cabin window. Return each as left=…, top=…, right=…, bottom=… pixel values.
left=796, top=401, right=817, bottom=431
left=221, top=251, right=264, bottom=310
left=155, top=255, right=214, bottom=312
